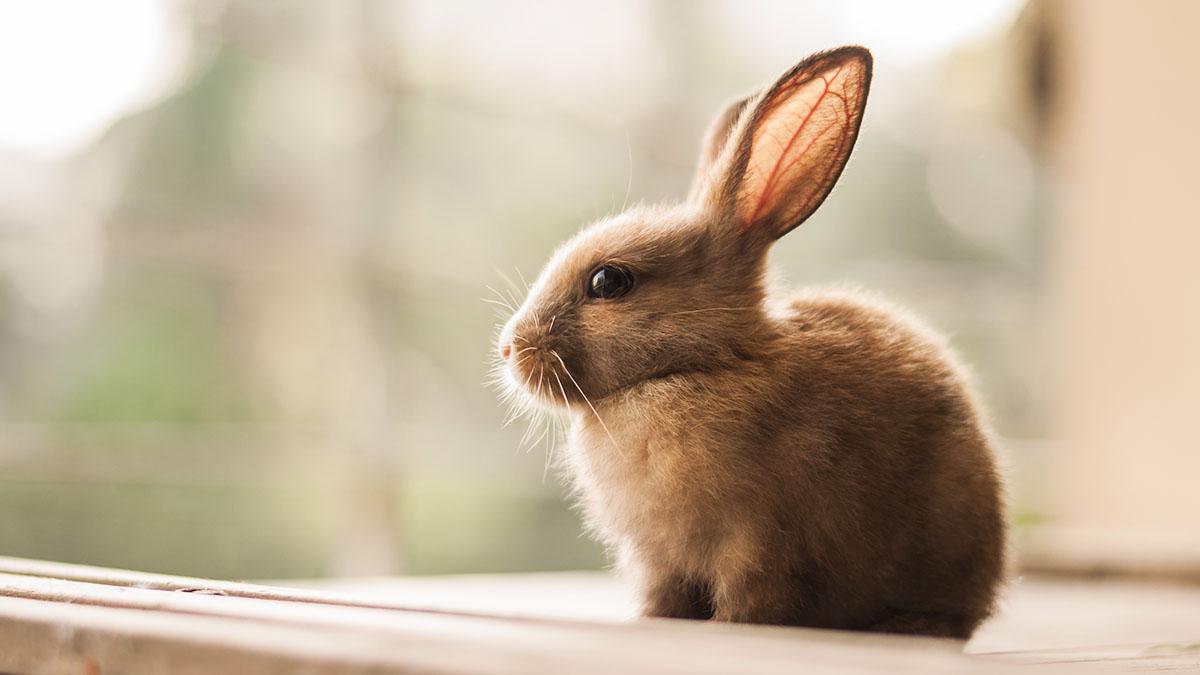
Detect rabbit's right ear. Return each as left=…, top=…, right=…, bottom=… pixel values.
left=696, top=47, right=872, bottom=243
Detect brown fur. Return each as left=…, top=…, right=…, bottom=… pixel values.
left=494, top=46, right=1006, bottom=638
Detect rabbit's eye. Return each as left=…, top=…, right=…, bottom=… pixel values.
left=587, top=265, right=633, bottom=300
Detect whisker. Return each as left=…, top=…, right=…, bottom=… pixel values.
left=489, top=289, right=517, bottom=312
left=527, top=417, right=550, bottom=454
left=502, top=406, right=525, bottom=429
left=481, top=297, right=515, bottom=312
left=514, top=266, right=530, bottom=292
left=547, top=372, right=576, bottom=482
left=552, top=351, right=625, bottom=458
left=526, top=365, right=555, bottom=455
left=516, top=379, right=544, bottom=448
left=547, top=314, right=557, bottom=333
left=494, top=267, right=522, bottom=295
left=483, top=286, right=516, bottom=311
left=517, top=395, right=543, bottom=448
left=521, top=359, right=537, bottom=391
left=499, top=360, right=537, bottom=421
left=519, top=416, right=539, bottom=451
left=488, top=329, right=575, bottom=480
left=665, top=307, right=756, bottom=316
left=506, top=288, right=523, bottom=312
left=551, top=370, right=570, bottom=410
left=492, top=270, right=525, bottom=312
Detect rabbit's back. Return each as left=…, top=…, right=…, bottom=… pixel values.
left=780, top=287, right=981, bottom=434
left=765, top=287, right=1005, bottom=632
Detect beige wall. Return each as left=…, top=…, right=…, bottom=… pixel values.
left=1051, top=0, right=1200, bottom=533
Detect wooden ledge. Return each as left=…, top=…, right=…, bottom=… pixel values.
left=0, top=556, right=1017, bottom=675
left=3, top=556, right=1199, bottom=673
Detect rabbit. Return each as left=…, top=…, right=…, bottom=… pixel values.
left=493, top=46, right=1006, bottom=638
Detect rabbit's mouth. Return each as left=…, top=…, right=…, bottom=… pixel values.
left=502, top=344, right=585, bottom=411
left=494, top=303, right=594, bottom=411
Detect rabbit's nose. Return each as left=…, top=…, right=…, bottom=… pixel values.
left=499, top=342, right=512, bottom=360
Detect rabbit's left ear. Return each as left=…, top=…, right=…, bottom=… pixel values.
left=704, top=47, right=872, bottom=241
left=687, top=94, right=753, bottom=204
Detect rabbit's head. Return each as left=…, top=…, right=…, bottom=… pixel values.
left=497, top=47, right=872, bottom=410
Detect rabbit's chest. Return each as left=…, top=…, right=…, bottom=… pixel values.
left=568, top=408, right=731, bottom=559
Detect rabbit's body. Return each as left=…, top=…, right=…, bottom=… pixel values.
left=495, top=47, right=1006, bottom=638
left=569, top=287, right=1003, bottom=636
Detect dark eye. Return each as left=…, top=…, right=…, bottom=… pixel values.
left=587, top=265, right=634, bottom=300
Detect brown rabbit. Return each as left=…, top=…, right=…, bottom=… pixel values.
left=494, top=46, right=1005, bottom=638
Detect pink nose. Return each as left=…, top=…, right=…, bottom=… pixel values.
left=499, top=343, right=512, bottom=360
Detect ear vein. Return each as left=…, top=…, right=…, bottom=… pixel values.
left=742, top=64, right=844, bottom=231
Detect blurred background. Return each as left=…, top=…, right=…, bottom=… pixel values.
left=0, top=0, right=1195, bottom=581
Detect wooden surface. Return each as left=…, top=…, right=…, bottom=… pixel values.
left=0, top=557, right=1198, bottom=673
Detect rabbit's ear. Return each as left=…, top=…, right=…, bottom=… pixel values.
left=708, top=47, right=872, bottom=241
left=687, top=94, right=753, bottom=203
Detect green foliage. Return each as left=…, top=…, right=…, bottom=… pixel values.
left=53, top=268, right=251, bottom=425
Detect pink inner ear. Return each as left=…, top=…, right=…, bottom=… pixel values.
left=737, top=59, right=862, bottom=237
